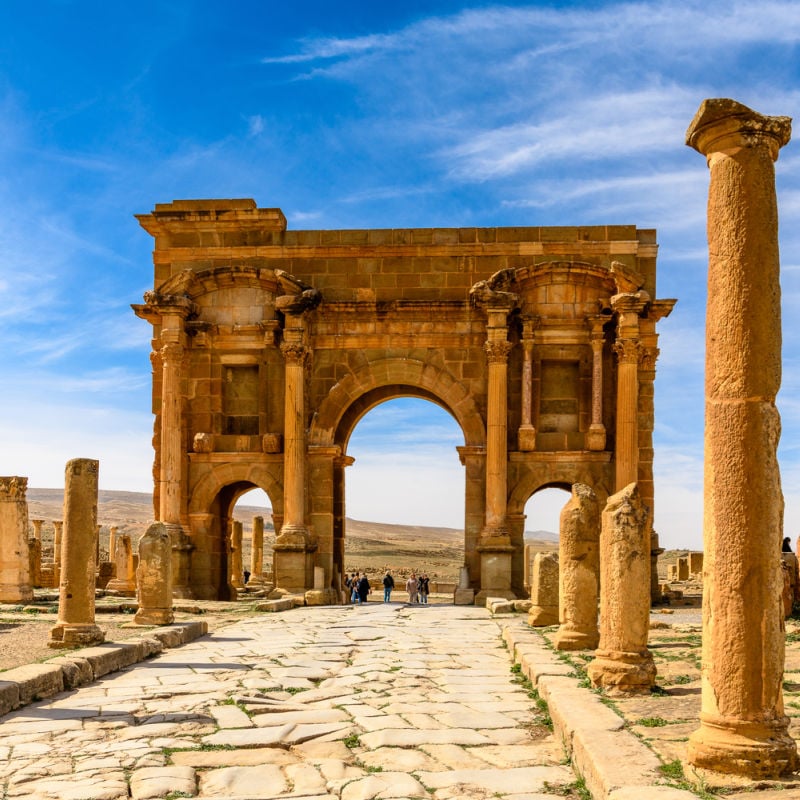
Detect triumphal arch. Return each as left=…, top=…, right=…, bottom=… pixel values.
left=133, top=199, right=674, bottom=601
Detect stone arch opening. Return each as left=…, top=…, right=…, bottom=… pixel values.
left=342, top=396, right=465, bottom=600
left=231, top=487, right=274, bottom=592
left=522, top=484, right=570, bottom=594
left=186, top=464, right=282, bottom=600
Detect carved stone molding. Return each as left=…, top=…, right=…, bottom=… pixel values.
left=0, top=476, right=27, bottom=500
left=280, top=342, right=310, bottom=366
left=484, top=340, right=514, bottom=364
left=613, top=339, right=642, bottom=365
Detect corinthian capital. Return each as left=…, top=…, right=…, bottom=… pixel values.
left=280, top=342, right=309, bottom=366
left=613, top=339, right=642, bottom=365
left=485, top=340, right=514, bottom=364
left=160, top=342, right=184, bottom=364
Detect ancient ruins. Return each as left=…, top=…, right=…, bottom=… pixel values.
left=685, top=99, right=797, bottom=776
left=133, top=204, right=675, bottom=602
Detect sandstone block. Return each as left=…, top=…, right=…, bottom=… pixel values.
left=1, top=663, right=64, bottom=705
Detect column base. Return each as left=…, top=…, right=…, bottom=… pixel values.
left=527, top=604, right=559, bottom=627
left=304, top=587, right=340, bottom=606
left=48, top=622, right=105, bottom=649
left=587, top=647, right=656, bottom=695
left=134, top=608, right=175, bottom=626
left=554, top=625, right=599, bottom=651
left=586, top=423, right=606, bottom=451
left=687, top=714, right=798, bottom=779
left=453, top=588, right=476, bottom=605
left=518, top=425, right=537, bottom=451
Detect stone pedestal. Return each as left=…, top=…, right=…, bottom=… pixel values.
left=0, top=477, right=33, bottom=602
left=554, top=484, right=599, bottom=650
left=453, top=566, right=475, bottom=605
left=527, top=552, right=559, bottom=626
left=135, top=522, right=174, bottom=625
left=49, top=459, right=104, bottom=648
left=475, top=546, right=514, bottom=605
left=587, top=483, right=655, bottom=694
left=685, top=98, right=797, bottom=778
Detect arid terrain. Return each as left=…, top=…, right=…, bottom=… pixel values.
left=26, top=488, right=559, bottom=585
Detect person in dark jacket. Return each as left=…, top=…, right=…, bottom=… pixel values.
left=382, top=570, right=395, bottom=602
left=357, top=573, right=371, bottom=604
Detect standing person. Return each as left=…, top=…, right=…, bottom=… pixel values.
left=382, top=570, right=395, bottom=602
left=783, top=537, right=793, bottom=553
left=418, top=573, right=429, bottom=604
left=406, top=572, right=418, bottom=604
left=357, top=572, right=371, bottom=604
left=350, top=573, right=360, bottom=604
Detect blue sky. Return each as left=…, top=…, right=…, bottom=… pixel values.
left=1, top=1, right=799, bottom=550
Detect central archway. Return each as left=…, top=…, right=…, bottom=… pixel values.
left=343, top=397, right=465, bottom=602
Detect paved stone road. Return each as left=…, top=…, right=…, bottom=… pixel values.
left=0, top=603, right=578, bottom=799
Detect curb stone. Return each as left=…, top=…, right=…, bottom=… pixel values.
left=0, top=620, right=208, bottom=717
left=503, top=622, right=696, bottom=800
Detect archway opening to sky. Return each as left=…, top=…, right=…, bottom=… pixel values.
left=344, top=397, right=464, bottom=600
left=231, top=487, right=274, bottom=587
left=523, top=486, right=569, bottom=552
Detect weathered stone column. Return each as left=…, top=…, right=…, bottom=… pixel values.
left=554, top=484, right=600, bottom=650
left=106, top=534, right=136, bottom=596
left=475, top=302, right=516, bottom=603
left=53, top=519, right=63, bottom=584
left=685, top=98, right=796, bottom=777
left=587, top=483, right=655, bottom=694
left=527, top=552, right=559, bottom=626
left=247, top=515, right=267, bottom=588
left=29, top=518, right=43, bottom=588
left=611, top=294, right=646, bottom=490
left=586, top=316, right=607, bottom=451
left=134, top=522, right=174, bottom=625
left=230, top=520, right=245, bottom=590
left=0, top=477, right=33, bottom=602
left=108, top=526, right=118, bottom=566
left=518, top=316, right=538, bottom=451
left=274, top=284, right=320, bottom=592
left=49, top=459, right=104, bottom=648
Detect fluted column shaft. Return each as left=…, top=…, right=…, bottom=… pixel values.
left=586, top=316, right=607, bottom=450
left=686, top=98, right=796, bottom=778
left=612, top=295, right=646, bottom=490
left=483, top=335, right=513, bottom=536
left=159, top=341, right=184, bottom=525
left=280, top=338, right=309, bottom=538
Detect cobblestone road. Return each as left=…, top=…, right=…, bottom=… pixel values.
left=0, top=603, right=578, bottom=799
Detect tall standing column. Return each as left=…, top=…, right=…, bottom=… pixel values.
left=159, top=341, right=184, bottom=526
left=611, top=294, right=646, bottom=490
left=518, top=316, right=538, bottom=451
left=53, top=520, right=63, bottom=585
left=686, top=98, right=796, bottom=777
left=0, top=477, right=33, bottom=602
left=274, top=309, right=316, bottom=593
left=477, top=306, right=515, bottom=602
left=248, top=515, right=267, bottom=588
left=49, top=459, right=104, bottom=648
left=586, top=316, right=607, bottom=451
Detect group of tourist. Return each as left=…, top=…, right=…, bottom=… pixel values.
left=345, top=570, right=431, bottom=604
left=403, top=572, right=430, bottom=604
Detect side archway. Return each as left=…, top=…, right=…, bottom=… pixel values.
left=186, top=462, right=283, bottom=599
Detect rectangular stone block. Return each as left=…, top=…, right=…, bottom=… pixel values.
left=0, top=681, right=20, bottom=715
left=80, top=642, right=143, bottom=679
left=1, top=663, right=64, bottom=705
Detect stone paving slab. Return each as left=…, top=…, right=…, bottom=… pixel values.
left=0, top=604, right=584, bottom=800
